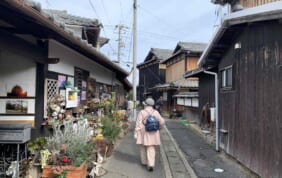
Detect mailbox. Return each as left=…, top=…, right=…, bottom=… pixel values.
left=0, top=124, right=32, bottom=143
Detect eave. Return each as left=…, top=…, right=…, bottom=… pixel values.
left=198, top=1, right=282, bottom=68
left=0, top=0, right=128, bottom=79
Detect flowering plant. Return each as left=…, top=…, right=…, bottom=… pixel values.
left=46, top=95, right=74, bottom=127
left=42, top=121, right=96, bottom=172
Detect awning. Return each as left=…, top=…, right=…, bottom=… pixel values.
left=172, top=92, right=199, bottom=98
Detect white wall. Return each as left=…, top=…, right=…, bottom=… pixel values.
left=48, top=40, right=117, bottom=85
left=0, top=50, right=36, bottom=96
left=0, top=49, right=36, bottom=125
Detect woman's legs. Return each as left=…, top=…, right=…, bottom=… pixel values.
left=140, top=145, right=147, bottom=165
left=140, top=145, right=156, bottom=171
left=146, top=145, right=155, bottom=168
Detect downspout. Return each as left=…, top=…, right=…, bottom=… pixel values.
left=203, top=70, right=219, bottom=152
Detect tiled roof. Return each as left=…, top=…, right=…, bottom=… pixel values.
left=151, top=48, right=173, bottom=60
left=138, top=48, right=173, bottom=67
left=43, top=9, right=100, bottom=27
left=176, top=42, right=207, bottom=53
left=0, top=0, right=129, bottom=80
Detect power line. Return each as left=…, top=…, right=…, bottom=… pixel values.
left=138, top=30, right=179, bottom=40
left=100, top=0, right=111, bottom=25
left=88, top=0, right=116, bottom=55
left=88, top=0, right=99, bottom=19
left=138, top=5, right=198, bottom=39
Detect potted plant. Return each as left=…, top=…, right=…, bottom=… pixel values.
left=28, top=137, right=48, bottom=165
left=41, top=121, right=95, bottom=178
left=100, top=115, right=121, bottom=157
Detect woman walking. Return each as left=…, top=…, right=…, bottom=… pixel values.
left=135, top=98, right=165, bottom=171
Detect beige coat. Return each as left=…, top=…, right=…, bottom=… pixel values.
left=135, top=106, right=165, bottom=146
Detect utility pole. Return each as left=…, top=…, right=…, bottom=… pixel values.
left=132, top=0, right=137, bottom=121
left=115, top=25, right=127, bottom=64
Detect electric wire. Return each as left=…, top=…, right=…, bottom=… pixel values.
left=100, top=0, right=111, bottom=25
left=88, top=0, right=99, bottom=19
left=139, top=5, right=191, bottom=37
left=88, top=0, right=116, bottom=55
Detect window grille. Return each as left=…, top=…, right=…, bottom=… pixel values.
left=44, top=79, right=58, bottom=118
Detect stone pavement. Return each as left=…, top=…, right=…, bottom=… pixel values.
left=165, top=119, right=260, bottom=178
left=160, top=126, right=197, bottom=178
left=99, top=119, right=259, bottom=178
left=99, top=122, right=165, bottom=178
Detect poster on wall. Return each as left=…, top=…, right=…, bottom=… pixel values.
left=58, top=75, right=66, bottom=88
left=81, top=80, right=87, bottom=101
left=0, top=98, right=35, bottom=114
left=6, top=100, right=28, bottom=114
left=81, top=91, right=86, bottom=100
left=65, top=88, right=78, bottom=108
left=67, top=77, right=74, bottom=87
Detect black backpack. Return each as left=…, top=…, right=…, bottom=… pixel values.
left=143, top=110, right=160, bottom=132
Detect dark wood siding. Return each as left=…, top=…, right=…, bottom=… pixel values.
left=199, top=73, right=215, bottom=119
left=218, top=21, right=282, bottom=178
left=138, top=63, right=165, bottom=102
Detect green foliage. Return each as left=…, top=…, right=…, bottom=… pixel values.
left=55, top=169, right=68, bottom=178
left=28, top=137, right=48, bottom=152
left=128, top=90, right=133, bottom=100
left=66, top=140, right=95, bottom=167
left=46, top=121, right=95, bottom=167
left=27, top=137, right=48, bottom=164
left=101, top=115, right=121, bottom=144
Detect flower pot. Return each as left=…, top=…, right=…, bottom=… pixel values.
left=41, top=163, right=87, bottom=178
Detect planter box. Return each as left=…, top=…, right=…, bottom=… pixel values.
left=41, top=163, right=87, bottom=178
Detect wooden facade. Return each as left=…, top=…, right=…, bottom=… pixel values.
left=161, top=42, right=206, bottom=117
left=239, top=0, right=279, bottom=8
left=166, top=58, right=185, bottom=82
left=212, top=0, right=280, bottom=10
left=198, top=3, right=282, bottom=176
left=137, top=48, right=172, bottom=103
left=217, top=21, right=282, bottom=178
left=184, top=69, right=216, bottom=124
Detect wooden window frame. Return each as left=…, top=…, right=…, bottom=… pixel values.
left=220, top=65, right=233, bottom=90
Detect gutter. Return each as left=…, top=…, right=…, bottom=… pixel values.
left=203, top=70, right=219, bottom=152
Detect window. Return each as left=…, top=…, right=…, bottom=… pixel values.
left=74, top=67, right=89, bottom=101
left=221, top=66, right=232, bottom=89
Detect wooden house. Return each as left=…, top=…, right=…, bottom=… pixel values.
left=0, top=0, right=131, bottom=139
left=159, top=42, right=206, bottom=118
left=137, top=48, right=173, bottom=103
left=184, top=68, right=216, bottom=124
left=212, top=0, right=280, bottom=11
left=197, top=2, right=282, bottom=177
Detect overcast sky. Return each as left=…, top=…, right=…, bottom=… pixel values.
left=35, top=0, right=227, bottom=72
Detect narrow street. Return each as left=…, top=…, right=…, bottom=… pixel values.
left=1, top=1, right=281, bottom=177
left=100, top=122, right=165, bottom=178
left=165, top=120, right=259, bottom=178
left=100, top=118, right=259, bottom=178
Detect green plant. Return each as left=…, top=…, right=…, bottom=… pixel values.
left=55, top=169, right=68, bottom=178
left=101, top=115, right=121, bottom=144
left=27, top=137, right=48, bottom=164
left=51, top=167, right=68, bottom=178
left=66, top=140, right=95, bottom=167
left=46, top=121, right=95, bottom=167
left=28, top=137, right=48, bottom=152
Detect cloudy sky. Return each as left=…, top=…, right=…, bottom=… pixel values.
left=34, top=0, right=228, bottom=72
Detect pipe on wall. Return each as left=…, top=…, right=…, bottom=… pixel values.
left=203, top=70, right=219, bottom=152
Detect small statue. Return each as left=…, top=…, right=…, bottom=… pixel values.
left=6, top=161, right=18, bottom=178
